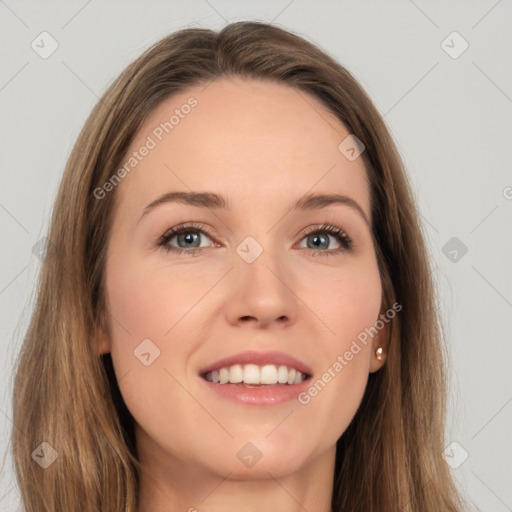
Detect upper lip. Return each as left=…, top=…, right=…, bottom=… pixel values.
left=199, top=350, right=313, bottom=377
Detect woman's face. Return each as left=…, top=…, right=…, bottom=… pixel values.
left=98, top=77, right=388, bottom=481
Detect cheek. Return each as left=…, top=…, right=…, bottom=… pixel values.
left=299, top=252, right=383, bottom=347
left=103, top=257, right=206, bottom=459
left=103, top=254, right=217, bottom=417
left=293, top=256, right=382, bottom=440
left=105, top=252, right=217, bottom=344
left=295, top=322, right=376, bottom=454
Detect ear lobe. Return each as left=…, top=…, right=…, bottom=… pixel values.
left=369, top=309, right=391, bottom=373
left=94, top=324, right=111, bottom=355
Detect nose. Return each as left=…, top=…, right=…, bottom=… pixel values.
left=224, top=245, right=298, bottom=329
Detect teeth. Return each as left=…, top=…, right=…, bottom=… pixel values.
left=204, top=364, right=307, bottom=385
left=260, top=364, right=277, bottom=384
left=244, top=364, right=259, bottom=384
left=219, top=367, right=229, bottom=384
left=277, top=365, right=288, bottom=384
left=229, top=364, right=243, bottom=383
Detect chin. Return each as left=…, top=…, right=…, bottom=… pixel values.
left=203, top=436, right=315, bottom=479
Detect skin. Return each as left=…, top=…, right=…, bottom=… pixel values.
left=96, top=77, right=389, bottom=512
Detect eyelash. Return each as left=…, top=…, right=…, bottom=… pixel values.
left=154, top=222, right=354, bottom=257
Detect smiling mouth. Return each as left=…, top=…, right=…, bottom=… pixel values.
left=202, top=363, right=311, bottom=386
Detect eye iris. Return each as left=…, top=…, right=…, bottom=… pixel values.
left=308, top=233, right=329, bottom=250
left=178, top=231, right=200, bottom=248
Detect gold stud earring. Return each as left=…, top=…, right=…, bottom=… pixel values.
left=375, top=347, right=384, bottom=361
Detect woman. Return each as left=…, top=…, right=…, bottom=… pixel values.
left=11, top=21, right=465, bottom=511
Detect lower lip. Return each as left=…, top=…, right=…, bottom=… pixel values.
left=200, top=376, right=312, bottom=406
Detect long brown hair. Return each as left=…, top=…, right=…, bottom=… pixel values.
left=10, top=21, right=465, bottom=511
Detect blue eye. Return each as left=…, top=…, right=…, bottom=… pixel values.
left=156, top=222, right=215, bottom=256
left=156, top=222, right=353, bottom=257
left=167, top=230, right=211, bottom=249
left=299, top=224, right=353, bottom=256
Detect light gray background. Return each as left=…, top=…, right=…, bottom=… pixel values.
left=1, top=1, right=511, bottom=510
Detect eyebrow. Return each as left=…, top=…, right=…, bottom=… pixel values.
left=139, top=191, right=370, bottom=226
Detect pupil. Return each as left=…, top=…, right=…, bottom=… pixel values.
left=180, top=232, right=200, bottom=247
left=310, top=233, right=328, bottom=250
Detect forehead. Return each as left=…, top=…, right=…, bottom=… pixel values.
left=115, top=76, right=370, bottom=219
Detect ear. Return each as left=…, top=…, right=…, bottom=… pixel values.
left=93, top=319, right=111, bottom=356
left=369, top=306, right=391, bottom=373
